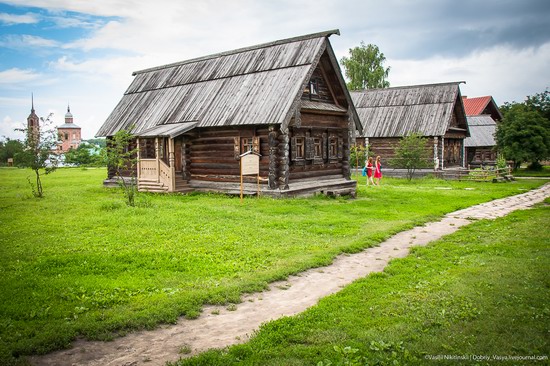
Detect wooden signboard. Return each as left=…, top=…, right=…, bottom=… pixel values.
left=241, top=153, right=259, bottom=175
left=240, top=151, right=261, bottom=201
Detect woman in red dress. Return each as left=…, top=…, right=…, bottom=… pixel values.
left=374, top=156, right=382, bottom=185
left=366, top=156, right=375, bottom=186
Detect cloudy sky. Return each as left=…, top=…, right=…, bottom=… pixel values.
left=1, top=0, right=549, bottom=140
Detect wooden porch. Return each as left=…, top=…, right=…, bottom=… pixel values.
left=136, top=137, right=192, bottom=194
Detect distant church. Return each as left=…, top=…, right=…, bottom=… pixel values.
left=56, top=105, right=82, bottom=152
left=26, top=96, right=40, bottom=144
left=26, top=98, right=82, bottom=152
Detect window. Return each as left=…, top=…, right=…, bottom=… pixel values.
left=295, top=137, right=305, bottom=159
left=241, top=137, right=254, bottom=153
left=64, top=132, right=69, bottom=140
left=234, top=136, right=259, bottom=159
left=313, top=138, right=322, bottom=158
left=329, top=138, right=337, bottom=159
left=309, top=80, right=318, bottom=95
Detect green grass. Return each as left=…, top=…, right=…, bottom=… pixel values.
left=513, top=165, right=550, bottom=177
left=0, top=167, right=546, bottom=364
left=174, top=203, right=550, bottom=366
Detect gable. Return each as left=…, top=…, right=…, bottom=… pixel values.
left=463, top=96, right=502, bottom=121
left=302, top=66, right=336, bottom=104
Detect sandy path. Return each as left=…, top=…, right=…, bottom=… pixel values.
left=30, top=184, right=550, bottom=366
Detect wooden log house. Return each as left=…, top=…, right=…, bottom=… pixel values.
left=462, top=96, right=502, bottom=167
left=96, top=30, right=361, bottom=197
left=351, top=82, right=470, bottom=170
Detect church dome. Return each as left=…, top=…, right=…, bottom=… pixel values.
left=65, top=105, right=73, bottom=119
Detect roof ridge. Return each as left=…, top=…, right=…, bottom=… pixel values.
left=463, top=95, right=491, bottom=99
left=133, top=29, right=340, bottom=76
left=351, top=81, right=465, bottom=93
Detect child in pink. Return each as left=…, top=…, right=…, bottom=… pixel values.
left=374, top=156, right=382, bottom=185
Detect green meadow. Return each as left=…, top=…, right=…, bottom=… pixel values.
left=0, top=167, right=547, bottom=365
left=175, top=202, right=550, bottom=365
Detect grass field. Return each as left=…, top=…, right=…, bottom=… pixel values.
left=174, top=203, right=550, bottom=365
left=513, top=165, right=550, bottom=177
left=0, top=167, right=547, bottom=364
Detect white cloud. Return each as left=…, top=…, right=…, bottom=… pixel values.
left=0, top=34, right=60, bottom=49
left=2, top=0, right=550, bottom=140
left=0, top=12, right=38, bottom=25
left=47, top=14, right=103, bottom=29
left=0, top=68, right=43, bottom=85
left=0, top=115, right=26, bottom=140
left=0, top=68, right=58, bottom=90
left=389, top=42, right=550, bottom=105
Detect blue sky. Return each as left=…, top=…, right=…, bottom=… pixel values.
left=1, top=0, right=549, bottom=140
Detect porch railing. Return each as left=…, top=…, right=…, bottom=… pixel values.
left=139, top=159, right=158, bottom=180
left=159, top=159, right=173, bottom=190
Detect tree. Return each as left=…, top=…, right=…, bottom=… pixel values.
left=0, top=137, right=24, bottom=165
left=525, top=89, right=550, bottom=120
left=390, top=133, right=431, bottom=180
left=105, top=129, right=138, bottom=206
left=340, top=42, right=390, bottom=90
left=14, top=114, right=60, bottom=197
left=495, top=103, right=550, bottom=170
left=64, top=142, right=106, bottom=167
left=350, top=144, right=367, bottom=169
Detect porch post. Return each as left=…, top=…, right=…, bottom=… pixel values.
left=433, top=137, right=439, bottom=170
left=136, top=137, right=141, bottom=181
left=155, top=137, right=160, bottom=183
left=168, top=138, right=175, bottom=192
left=461, top=139, right=466, bottom=168
left=440, top=136, right=445, bottom=170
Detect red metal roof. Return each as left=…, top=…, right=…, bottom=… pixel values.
left=462, top=96, right=492, bottom=116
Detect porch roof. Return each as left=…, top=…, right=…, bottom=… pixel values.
left=136, top=121, right=198, bottom=138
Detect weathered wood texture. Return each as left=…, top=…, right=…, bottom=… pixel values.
left=351, top=82, right=468, bottom=138
left=188, top=127, right=271, bottom=183
left=98, top=30, right=360, bottom=195
left=97, top=30, right=361, bottom=138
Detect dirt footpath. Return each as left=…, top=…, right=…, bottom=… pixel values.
left=30, top=184, right=550, bottom=366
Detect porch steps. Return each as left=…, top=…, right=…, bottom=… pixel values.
left=138, top=179, right=168, bottom=193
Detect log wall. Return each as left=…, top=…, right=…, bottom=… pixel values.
left=188, top=127, right=271, bottom=183
left=288, top=111, right=349, bottom=181
left=367, top=137, right=434, bottom=168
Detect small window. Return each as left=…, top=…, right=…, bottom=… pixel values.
left=241, top=137, right=254, bottom=153
left=295, top=137, right=305, bottom=159
left=329, top=138, right=337, bottom=159
left=64, top=133, right=69, bottom=140
left=309, top=80, right=318, bottom=95
left=313, top=138, right=322, bottom=158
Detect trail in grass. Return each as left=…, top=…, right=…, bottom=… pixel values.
left=30, top=183, right=550, bottom=366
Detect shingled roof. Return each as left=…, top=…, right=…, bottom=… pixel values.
left=350, top=82, right=468, bottom=138
left=96, top=30, right=360, bottom=137
left=464, top=115, right=497, bottom=147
